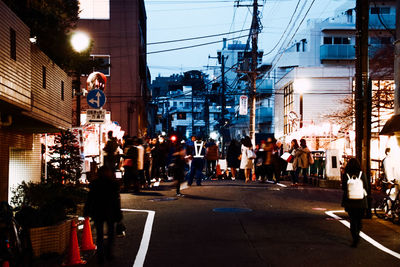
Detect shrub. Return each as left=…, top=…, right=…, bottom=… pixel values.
left=11, top=182, right=87, bottom=228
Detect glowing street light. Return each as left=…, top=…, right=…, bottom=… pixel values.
left=71, top=31, right=90, bottom=53
left=293, top=78, right=310, bottom=128
left=70, top=31, right=91, bottom=126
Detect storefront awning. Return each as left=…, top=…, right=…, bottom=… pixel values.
left=379, top=114, right=400, bottom=136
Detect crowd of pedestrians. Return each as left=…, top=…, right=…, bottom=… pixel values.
left=100, top=131, right=318, bottom=194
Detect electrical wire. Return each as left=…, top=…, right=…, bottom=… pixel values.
left=148, top=28, right=250, bottom=45
left=147, top=34, right=248, bottom=54
left=262, top=0, right=302, bottom=57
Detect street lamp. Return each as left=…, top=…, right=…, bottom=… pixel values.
left=293, top=78, right=310, bottom=129
left=70, top=31, right=91, bottom=126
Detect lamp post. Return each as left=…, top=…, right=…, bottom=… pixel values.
left=70, top=31, right=90, bottom=126
left=293, top=78, right=310, bottom=129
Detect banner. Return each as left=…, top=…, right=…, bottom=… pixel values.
left=239, top=95, right=248, bottom=115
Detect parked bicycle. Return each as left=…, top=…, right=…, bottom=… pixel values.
left=374, top=180, right=400, bottom=224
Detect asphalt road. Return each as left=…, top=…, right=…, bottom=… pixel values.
left=86, top=179, right=400, bottom=267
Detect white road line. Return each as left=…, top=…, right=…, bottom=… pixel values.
left=122, top=209, right=156, bottom=267
left=277, top=183, right=287, bottom=187
left=325, top=210, right=400, bottom=260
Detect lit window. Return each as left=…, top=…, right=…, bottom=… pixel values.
left=79, top=0, right=110, bottom=20
left=91, top=55, right=110, bottom=76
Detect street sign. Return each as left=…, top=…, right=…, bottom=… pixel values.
left=86, top=109, right=106, bottom=123
left=239, top=95, right=248, bottom=115
left=87, top=89, right=106, bottom=109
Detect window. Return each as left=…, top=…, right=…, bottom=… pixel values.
left=42, top=66, right=46, bottom=89
left=324, top=36, right=351, bottom=45
left=79, top=0, right=110, bottom=19
left=173, top=102, right=177, bottom=107
left=214, top=113, right=221, bottom=120
left=177, top=112, right=186, bottom=120
left=283, top=83, right=294, bottom=135
left=184, top=102, right=191, bottom=109
left=61, top=81, right=64, bottom=101
left=323, top=37, right=332, bottom=45
left=10, top=28, right=16, bottom=60
left=91, top=55, right=110, bottom=76
left=177, top=126, right=186, bottom=135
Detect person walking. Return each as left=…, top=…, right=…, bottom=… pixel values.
left=288, top=139, right=299, bottom=185
left=293, top=139, right=311, bottom=184
left=173, top=144, right=187, bottom=196
left=188, top=137, right=205, bottom=186
left=341, top=158, right=368, bottom=247
left=205, top=139, right=219, bottom=178
left=121, top=138, right=137, bottom=192
left=227, top=139, right=241, bottom=180
left=240, top=136, right=254, bottom=183
left=84, top=166, right=122, bottom=263
left=103, top=131, right=119, bottom=171
left=272, top=140, right=286, bottom=183
left=263, top=138, right=274, bottom=182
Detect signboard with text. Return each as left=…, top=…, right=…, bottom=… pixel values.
left=86, top=109, right=106, bottom=123
left=239, top=95, right=248, bottom=115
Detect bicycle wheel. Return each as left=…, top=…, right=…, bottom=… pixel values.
left=391, top=199, right=400, bottom=224
left=374, top=198, right=389, bottom=219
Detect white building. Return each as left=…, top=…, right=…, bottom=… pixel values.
left=272, top=0, right=395, bottom=157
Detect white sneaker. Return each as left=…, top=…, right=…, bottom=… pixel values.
left=231, top=177, right=236, bottom=181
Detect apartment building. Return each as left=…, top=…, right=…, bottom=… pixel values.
left=77, top=0, right=149, bottom=137
left=0, top=1, right=72, bottom=201
left=272, top=0, right=395, bottom=153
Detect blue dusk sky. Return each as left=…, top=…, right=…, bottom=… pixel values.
left=145, top=0, right=354, bottom=80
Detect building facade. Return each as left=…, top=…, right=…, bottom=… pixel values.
left=272, top=0, right=395, bottom=154
left=0, top=1, right=72, bottom=201
left=76, top=0, right=149, bottom=137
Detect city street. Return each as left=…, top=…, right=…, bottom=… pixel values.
left=86, top=180, right=400, bottom=267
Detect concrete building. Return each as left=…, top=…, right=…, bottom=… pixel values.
left=76, top=0, right=149, bottom=137
left=272, top=0, right=395, bottom=153
left=0, top=1, right=72, bottom=201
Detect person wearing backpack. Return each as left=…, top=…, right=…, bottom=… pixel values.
left=341, top=158, right=369, bottom=248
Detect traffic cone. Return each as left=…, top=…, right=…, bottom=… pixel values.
left=63, top=221, right=86, bottom=266
left=2, top=261, right=10, bottom=267
left=252, top=171, right=256, bottom=181
left=81, top=217, right=96, bottom=251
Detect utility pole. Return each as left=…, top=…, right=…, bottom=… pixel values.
left=221, top=54, right=227, bottom=156
left=249, top=0, right=259, bottom=146
left=236, top=0, right=261, bottom=145
left=395, top=0, right=400, bottom=115
left=355, top=0, right=371, bottom=217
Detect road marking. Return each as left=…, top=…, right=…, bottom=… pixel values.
left=122, top=209, right=156, bottom=267
left=277, top=183, right=287, bottom=187
left=325, top=210, right=400, bottom=260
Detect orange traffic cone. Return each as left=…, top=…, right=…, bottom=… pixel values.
left=252, top=171, right=256, bottom=181
left=63, top=221, right=86, bottom=266
left=81, top=217, right=96, bottom=251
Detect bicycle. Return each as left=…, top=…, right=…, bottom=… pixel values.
left=374, top=180, right=400, bottom=223
left=0, top=202, right=25, bottom=267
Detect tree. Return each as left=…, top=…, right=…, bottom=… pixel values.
left=3, top=0, right=80, bottom=69
left=47, top=130, right=83, bottom=184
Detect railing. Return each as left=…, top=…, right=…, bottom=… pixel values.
left=320, top=44, right=355, bottom=60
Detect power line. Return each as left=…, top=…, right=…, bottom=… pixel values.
left=147, top=34, right=248, bottom=55
left=148, top=28, right=250, bottom=45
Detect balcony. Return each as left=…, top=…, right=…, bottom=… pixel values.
left=320, top=44, right=355, bottom=60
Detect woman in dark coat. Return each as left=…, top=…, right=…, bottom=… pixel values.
left=226, top=139, right=241, bottom=180
left=84, top=166, right=122, bottom=263
left=341, top=158, right=369, bottom=247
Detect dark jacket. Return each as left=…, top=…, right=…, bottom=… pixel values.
left=341, top=171, right=369, bottom=210
left=84, top=176, right=122, bottom=222
left=227, top=141, right=241, bottom=168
